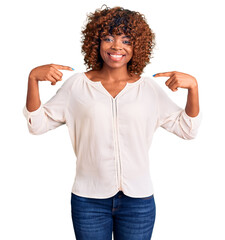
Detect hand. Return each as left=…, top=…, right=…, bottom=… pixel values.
left=153, top=71, right=198, bottom=91
left=29, top=63, right=74, bottom=85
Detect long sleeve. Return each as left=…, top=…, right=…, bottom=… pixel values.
left=22, top=72, right=204, bottom=198
left=23, top=75, right=75, bottom=135
left=151, top=78, right=202, bottom=140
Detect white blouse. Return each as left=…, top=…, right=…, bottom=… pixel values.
left=23, top=72, right=202, bottom=198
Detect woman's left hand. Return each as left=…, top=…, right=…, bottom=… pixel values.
left=153, top=71, right=198, bottom=91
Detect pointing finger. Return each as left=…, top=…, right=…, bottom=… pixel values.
left=51, top=64, right=74, bottom=71
left=153, top=72, right=174, bottom=77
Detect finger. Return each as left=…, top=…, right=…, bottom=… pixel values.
left=167, top=77, right=177, bottom=89
left=51, top=64, right=74, bottom=71
left=47, top=74, right=57, bottom=85
left=52, top=71, right=62, bottom=81
left=53, top=68, right=63, bottom=78
left=169, top=81, right=179, bottom=91
left=48, top=71, right=61, bottom=82
left=165, top=76, right=175, bottom=87
left=171, top=88, right=178, bottom=92
left=153, top=72, right=175, bottom=77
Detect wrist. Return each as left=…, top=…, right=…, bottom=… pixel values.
left=188, top=84, right=198, bottom=92
left=28, top=70, right=38, bottom=82
left=188, top=78, right=198, bottom=91
left=28, top=75, right=38, bottom=84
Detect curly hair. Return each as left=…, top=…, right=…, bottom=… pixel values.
left=81, top=5, right=156, bottom=76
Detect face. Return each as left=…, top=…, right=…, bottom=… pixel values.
left=100, top=34, right=133, bottom=69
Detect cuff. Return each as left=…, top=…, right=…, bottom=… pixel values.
left=182, top=109, right=203, bottom=130
left=23, top=103, right=44, bottom=127
left=23, top=103, right=43, bottom=118
left=183, top=109, right=202, bottom=120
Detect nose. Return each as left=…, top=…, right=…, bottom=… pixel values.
left=111, top=39, right=122, bottom=50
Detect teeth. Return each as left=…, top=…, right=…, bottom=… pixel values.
left=110, top=54, right=123, bottom=58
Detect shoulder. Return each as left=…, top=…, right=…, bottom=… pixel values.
left=142, top=75, right=156, bottom=87
left=130, top=74, right=141, bottom=82
left=59, top=72, right=83, bottom=91
left=143, top=75, right=161, bottom=87
left=141, top=75, right=166, bottom=96
left=84, top=70, right=103, bottom=82
left=84, top=70, right=96, bottom=78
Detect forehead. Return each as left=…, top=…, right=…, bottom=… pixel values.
left=105, top=34, right=131, bottom=38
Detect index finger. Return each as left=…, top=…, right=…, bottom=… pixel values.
left=153, top=72, right=174, bottom=77
left=51, top=64, right=74, bottom=71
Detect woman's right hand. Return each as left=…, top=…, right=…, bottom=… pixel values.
left=29, top=63, right=74, bottom=85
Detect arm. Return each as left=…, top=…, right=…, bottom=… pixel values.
left=23, top=64, right=74, bottom=134
left=26, top=76, right=41, bottom=123
left=152, top=71, right=202, bottom=139
left=185, top=85, right=199, bottom=117
left=26, top=64, right=73, bottom=110
left=154, top=71, right=201, bottom=117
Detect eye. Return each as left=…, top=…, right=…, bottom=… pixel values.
left=123, top=40, right=131, bottom=44
left=103, top=37, right=113, bottom=42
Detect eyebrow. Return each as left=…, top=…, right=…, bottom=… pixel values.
left=122, top=35, right=131, bottom=39
left=106, top=34, right=131, bottom=39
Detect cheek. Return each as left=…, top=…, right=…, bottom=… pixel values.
left=127, top=45, right=133, bottom=54
left=99, top=42, right=103, bottom=54
left=100, top=42, right=108, bottom=59
left=127, top=48, right=133, bottom=60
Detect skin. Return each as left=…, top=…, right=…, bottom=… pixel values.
left=25, top=34, right=200, bottom=122
left=85, top=34, right=140, bottom=85
left=26, top=64, right=73, bottom=123
left=86, top=33, right=200, bottom=117
left=154, top=71, right=200, bottom=117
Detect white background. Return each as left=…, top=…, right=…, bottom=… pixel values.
left=1, top=0, right=224, bottom=239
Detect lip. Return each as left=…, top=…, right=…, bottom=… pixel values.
left=107, top=52, right=126, bottom=56
left=107, top=52, right=126, bottom=61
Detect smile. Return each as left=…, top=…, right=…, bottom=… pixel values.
left=107, top=53, right=125, bottom=61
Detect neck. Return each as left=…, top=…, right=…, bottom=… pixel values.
left=99, top=64, right=132, bottom=82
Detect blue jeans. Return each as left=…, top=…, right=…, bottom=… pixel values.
left=71, top=190, right=156, bottom=240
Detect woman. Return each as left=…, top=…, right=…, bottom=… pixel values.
left=23, top=5, right=202, bottom=240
